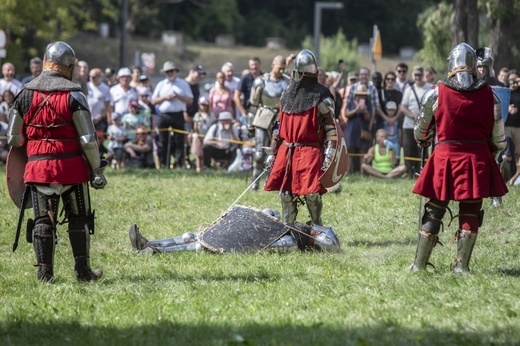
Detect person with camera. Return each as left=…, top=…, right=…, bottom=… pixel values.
left=361, top=129, right=406, bottom=179
left=202, top=111, right=239, bottom=169
left=7, top=41, right=107, bottom=282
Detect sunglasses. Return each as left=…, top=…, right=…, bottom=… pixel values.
left=397, top=70, right=407, bottom=73
left=386, top=78, right=395, bottom=81
left=509, top=80, right=519, bottom=85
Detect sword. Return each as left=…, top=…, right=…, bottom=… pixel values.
left=417, top=146, right=427, bottom=231
left=228, top=169, right=268, bottom=210
left=13, top=185, right=31, bottom=252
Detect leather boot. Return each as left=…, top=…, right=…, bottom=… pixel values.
left=453, top=229, right=478, bottom=273
left=69, top=226, right=102, bottom=282
left=410, top=230, right=440, bottom=271
left=33, top=222, right=56, bottom=282
left=129, top=224, right=149, bottom=250
left=281, top=192, right=298, bottom=224
left=305, top=193, right=323, bottom=226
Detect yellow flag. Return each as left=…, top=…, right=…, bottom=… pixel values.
left=373, top=30, right=382, bottom=61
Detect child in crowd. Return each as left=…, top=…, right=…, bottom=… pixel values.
left=121, top=100, right=145, bottom=141
left=191, top=96, right=216, bottom=172
left=106, top=112, right=127, bottom=169
left=382, top=101, right=400, bottom=160
left=361, top=129, right=407, bottom=179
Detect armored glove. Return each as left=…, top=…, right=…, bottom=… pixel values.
left=322, top=141, right=336, bottom=171
left=265, top=154, right=275, bottom=172
left=90, top=159, right=109, bottom=189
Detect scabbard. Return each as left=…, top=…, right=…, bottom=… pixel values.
left=13, top=185, right=30, bottom=252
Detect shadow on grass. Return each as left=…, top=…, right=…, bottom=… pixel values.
left=0, top=320, right=515, bottom=345
left=346, top=239, right=414, bottom=247
left=498, top=268, right=520, bottom=277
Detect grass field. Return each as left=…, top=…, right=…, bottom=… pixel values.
left=1, top=168, right=519, bottom=345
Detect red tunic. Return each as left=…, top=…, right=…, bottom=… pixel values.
left=413, top=84, right=508, bottom=200
left=264, top=106, right=327, bottom=196
left=24, top=91, right=90, bottom=185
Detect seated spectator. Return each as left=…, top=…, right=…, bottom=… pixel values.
left=124, top=126, right=154, bottom=168
left=361, top=129, right=406, bottom=179
left=203, top=111, right=239, bottom=169
left=106, top=113, right=127, bottom=170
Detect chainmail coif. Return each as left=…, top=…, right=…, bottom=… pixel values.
left=281, top=76, right=332, bottom=114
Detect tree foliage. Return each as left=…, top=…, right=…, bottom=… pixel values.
left=302, top=29, right=360, bottom=73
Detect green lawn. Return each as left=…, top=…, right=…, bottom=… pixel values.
left=1, top=168, right=519, bottom=345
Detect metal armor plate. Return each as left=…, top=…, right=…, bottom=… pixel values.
left=6, top=146, right=32, bottom=209
left=198, top=205, right=291, bottom=253
left=319, top=121, right=348, bottom=188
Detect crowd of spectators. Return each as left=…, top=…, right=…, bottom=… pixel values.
left=0, top=50, right=516, bottom=189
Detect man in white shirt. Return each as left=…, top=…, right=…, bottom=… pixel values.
left=0, top=62, right=23, bottom=96
left=399, top=66, right=432, bottom=178
left=110, top=67, right=138, bottom=124
left=87, top=68, right=112, bottom=132
left=203, top=111, right=239, bottom=169
left=151, top=61, right=193, bottom=168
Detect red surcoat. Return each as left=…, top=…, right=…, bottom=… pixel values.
left=264, top=106, right=327, bottom=196
left=24, top=91, right=90, bottom=184
left=412, top=84, right=508, bottom=200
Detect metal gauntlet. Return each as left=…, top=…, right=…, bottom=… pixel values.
left=322, top=141, right=336, bottom=171
left=491, top=91, right=506, bottom=157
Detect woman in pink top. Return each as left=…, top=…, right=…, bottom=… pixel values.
left=209, top=71, right=235, bottom=119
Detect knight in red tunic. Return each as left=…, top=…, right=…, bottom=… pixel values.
left=7, top=41, right=108, bottom=282
left=410, top=43, right=507, bottom=273
left=263, top=50, right=337, bottom=225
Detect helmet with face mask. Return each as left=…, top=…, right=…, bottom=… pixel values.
left=447, top=42, right=477, bottom=89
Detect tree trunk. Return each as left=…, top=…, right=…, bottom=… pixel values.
left=451, top=0, right=478, bottom=48
left=489, top=0, right=514, bottom=72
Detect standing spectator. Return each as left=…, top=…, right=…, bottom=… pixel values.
left=371, top=71, right=384, bottom=134
left=203, top=111, right=239, bottom=169
left=361, top=129, right=406, bottom=179
left=400, top=66, right=432, bottom=178
left=264, top=49, right=337, bottom=226
left=151, top=61, right=193, bottom=168
left=209, top=71, right=235, bottom=119
left=0, top=62, right=23, bottom=96
left=87, top=67, right=112, bottom=133
left=497, top=67, right=509, bottom=86
left=411, top=42, right=507, bottom=273
left=130, top=66, right=142, bottom=88
left=192, top=96, right=216, bottom=172
left=185, top=64, right=206, bottom=120
left=342, top=84, right=372, bottom=173
left=423, top=67, right=437, bottom=84
left=21, top=57, right=43, bottom=85
left=504, top=69, right=520, bottom=179
left=137, top=86, right=156, bottom=129
left=104, top=68, right=117, bottom=87
left=338, top=71, right=358, bottom=121
left=6, top=41, right=106, bottom=282
left=235, top=57, right=262, bottom=121
left=106, top=112, right=127, bottom=170
left=221, top=62, right=241, bottom=92
left=380, top=72, right=403, bottom=157
left=110, top=67, right=138, bottom=124
left=395, top=62, right=411, bottom=93
left=77, top=60, right=89, bottom=83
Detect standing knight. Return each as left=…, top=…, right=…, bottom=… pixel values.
left=411, top=42, right=508, bottom=273
left=247, top=55, right=291, bottom=190
left=7, top=41, right=107, bottom=282
left=263, top=49, right=339, bottom=225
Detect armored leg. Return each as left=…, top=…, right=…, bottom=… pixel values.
left=305, top=193, right=323, bottom=226
left=31, top=188, right=60, bottom=282
left=411, top=200, right=448, bottom=271
left=252, top=128, right=268, bottom=190
left=129, top=224, right=199, bottom=253
left=453, top=199, right=482, bottom=273
left=453, top=230, right=478, bottom=273
left=63, top=184, right=102, bottom=282
left=281, top=192, right=298, bottom=224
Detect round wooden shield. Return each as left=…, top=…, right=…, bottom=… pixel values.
left=6, top=146, right=31, bottom=209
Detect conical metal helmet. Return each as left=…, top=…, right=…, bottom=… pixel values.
left=293, top=49, right=318, bottom=76
left=448, top=42, right=476, bottom=73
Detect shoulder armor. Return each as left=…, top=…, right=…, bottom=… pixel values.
left=253, top=76, right=265, bottom=88
left=491, top=89, right=503, bottom=121
left=7, top=108, right=26, bottom=147
left=318, top=96, right=335, bottom=115
left=70, top=91, right=90, bottom=111
left=414, top=84, right=439, bottom=143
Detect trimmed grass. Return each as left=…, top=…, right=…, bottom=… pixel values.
left=1, top=168, right=519, bottom=345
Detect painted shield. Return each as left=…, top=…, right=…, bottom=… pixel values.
left=6, top=146, right=31, bottom=209
left=198, top=205, right=290, bottom=253
left=319, top=121, right=348, bottom=189
left=491, top=86, right=510, bottom=123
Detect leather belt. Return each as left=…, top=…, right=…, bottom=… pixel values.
left=282, top=141, right=320, bottom=148
left=28, top=151, right=82, bottom=162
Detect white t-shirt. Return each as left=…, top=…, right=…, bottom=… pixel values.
left=401, top=82, right=432, bottom=129
left=87, top=81, right=111, bottom=119
left=0, top=79, right=23, bottom=96
left=110, top=84, right=138, bottom=115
